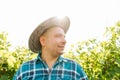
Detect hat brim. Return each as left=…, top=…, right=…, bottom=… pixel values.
left=28, top=16, right=70, bottom=53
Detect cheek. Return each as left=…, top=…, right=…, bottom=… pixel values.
left=54, top=38, right=61, bottom=43
left=46, top=37, right=61, bottom=46
left=45, top=38, right=56, bottom=45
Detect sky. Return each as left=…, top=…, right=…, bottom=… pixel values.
left=0, top=0, right=120, bottom=50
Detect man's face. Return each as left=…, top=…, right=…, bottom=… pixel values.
left=41, top=27, right=66, bottom=56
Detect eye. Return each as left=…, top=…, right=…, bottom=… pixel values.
left=55, top=34, right=61, bottom=37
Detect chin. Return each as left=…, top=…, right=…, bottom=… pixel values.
left=58, top=51, right=64, bottom=55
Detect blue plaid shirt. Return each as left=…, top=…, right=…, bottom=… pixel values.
left=13, top=53, right=88, bottom=80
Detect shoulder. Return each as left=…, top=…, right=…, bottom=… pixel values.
left=63, top=57, right=88, bottom=79
left=63, top=57, right=85, bottom=72
left=62, top=57, right=83, bottom=69
left=12, top=59, right=37, bottom=80
left=19, top=59, right=37, bottom=71
left=63, top=57, right=80, bottom=66
left=23, top=59, right=36, bottom=65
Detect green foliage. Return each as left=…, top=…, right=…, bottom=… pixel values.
left=64, top=21, right=120, bottom=79
left=0, top=32, right=37, bottom=80
left=0, top=32, right=11, bottom=51
left=0, top=21, right=120, bottom=80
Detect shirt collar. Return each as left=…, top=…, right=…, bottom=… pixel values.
left=35, top=52, right=67, bottom=63
left=35, top=53, right=43, bottom=63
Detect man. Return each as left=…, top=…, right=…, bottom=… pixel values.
left=13, top=16, right=88, bottom=80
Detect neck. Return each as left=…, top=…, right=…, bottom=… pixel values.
left=41, top=50, right=59, bottom=69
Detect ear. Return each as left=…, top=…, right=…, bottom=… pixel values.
left=39, top=36, right=45, bottom=47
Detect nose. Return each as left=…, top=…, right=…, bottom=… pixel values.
left=62, top=37, right=66, bottom=44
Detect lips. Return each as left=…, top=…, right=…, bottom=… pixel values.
left=58, top=46, right=65, bottom=49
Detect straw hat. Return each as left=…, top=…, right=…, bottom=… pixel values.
left=28, top=16, right=70, bottom=53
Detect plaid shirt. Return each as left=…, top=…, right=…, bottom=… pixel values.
left=13, top=53, right=88, bottom=80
